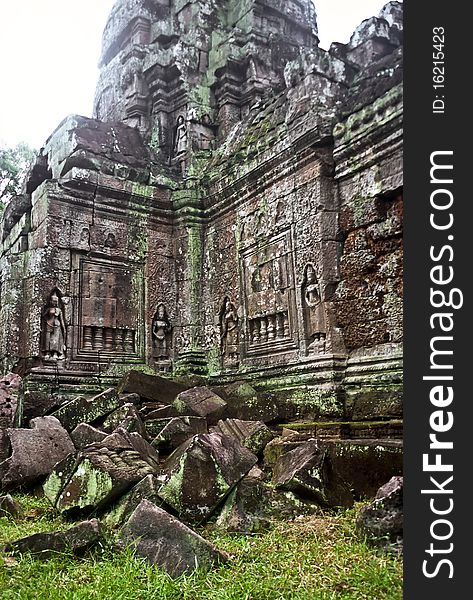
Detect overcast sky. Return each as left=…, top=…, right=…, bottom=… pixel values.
left=0, top=0, right=397, bottom=149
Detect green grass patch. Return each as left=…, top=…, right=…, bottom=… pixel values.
left=0, top=494, right=402, bottom=600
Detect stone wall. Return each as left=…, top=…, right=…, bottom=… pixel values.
left=0, top=1, right=403, bottom=421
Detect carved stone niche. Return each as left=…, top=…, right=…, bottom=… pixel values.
left=40, top=289, right=67, bottom=365
left=301, top=263, right=327, bottom=355
left=151, top=303, right=172, bottom=371
left=240, top=230, right=298, bottom=357
left=71, top=256, right=145, bottom=365
left=219, top=296, right=239, bottom=369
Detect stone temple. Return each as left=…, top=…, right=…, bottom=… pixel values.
left=0, top=0, right=403, bottom=424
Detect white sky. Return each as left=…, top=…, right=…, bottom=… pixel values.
left=0, top=0, right=398, bottom=149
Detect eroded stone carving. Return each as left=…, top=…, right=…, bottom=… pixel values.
left=152, top=303, right=172, bottom=365
left=173, top=115, right=188, bottom=156
left=302, top=264, right=327, bottom=354
left=41, top=291, right=67, bottom=362
left=220, top=297, right=239, bottom=368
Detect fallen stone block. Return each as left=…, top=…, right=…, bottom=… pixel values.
left=44, top=426, right=161, bottom=513
left=102, top=403, right=147, bottom=438
left=120, top=499, right=228, bottom=576
left=172, top=387, right=227, bottom=425
left=158, top=432, right=258, bottom=524
left=71, top=423, right=108, bottom=450
left=216, top=476, right=318, bottom=533
left=51, top=388, right=124, bottom=431
left=211, top=419, right=273, bottom=455
left=356, top=476, right=403, bottom=552
left=5, top=519, right=104, bottom=559
left=263, top=434, right=307, bottom=468
left=105, top=474, right=163, bottom=528
left=0, top=416, right=75, bottom=491
left=118, top=370, right=186, bottom=404
left=272, top=440, right=353, bottom=508
left=21, top=390, right=62, bottom=423
left=0, top=494, right=23, bottom=518
left=55, top=444, right=157, bottom=515
left=212, top=381, right=278, bottom=422
left=151, top=416, right=207, bottom=452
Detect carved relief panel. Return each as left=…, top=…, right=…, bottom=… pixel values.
left=240, top=229, right=297, bottom=356
left=72, top=257, right=145, bottom=362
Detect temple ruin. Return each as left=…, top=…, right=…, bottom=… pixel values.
left=0, top=0, right=403, bottom=425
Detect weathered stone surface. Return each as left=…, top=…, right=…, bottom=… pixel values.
left=21, top=390, right=63, bottom=423
left=102, top=403, right=147, bottom=438
left=273, top=440, right=353, bottom=508
left=158, top=433, right=258, bottom=524
left=212, top=382, right=278, bottom=423
left=105, top=474, right=162, bottom=528
left=118, top=371, right=186, bottom=404
left=0, top=374, right=22, bottom=461
left=5, top=519, right=104, bottom=559
left=264, top=434, right=307, bottom=468
left=120, top=500, right=228, bottom=576
left=51, top=388, right=123, bottom=431
left=71, top=423, right=108, bottom=450
left=327, top=440, right=402, bottom=499
left=356, top=476, right=403, bottom=551
left=216, top=476, right=318, bottom=533
left=173, top=387, right=227, bottom=425
left=46, top=428, right=160, bottom=515
left=0, top=416, right=75, bottom=491
left=151, top=417, right=207, bottom=452
left=211, top=419, right=273, bottom=455
left=0, top=494, right=22, bottom=518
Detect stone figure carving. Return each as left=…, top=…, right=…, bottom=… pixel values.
left=302, top=263, right=326, bottom=354
left=42, top=291, right=67, bottom=362
left=104, top=232, right=117, bottom=249
left=173, top=115, right=188, bottom=156
left=152, top=303, right=172, bottom=361
left=220, top=297, right=239, bottom=367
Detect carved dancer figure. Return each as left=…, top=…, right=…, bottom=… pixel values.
left=42, top=292, right=66, bottom=361
left=302, top=263, right=327, bottom=354
left=152, top=303, right=172, bottom=360
left=173, top=115, right=188, bottom=156
left=220, top=297, right=239, bottom=366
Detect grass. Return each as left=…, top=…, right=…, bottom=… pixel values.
left=0, top=494, right=402, bottom=600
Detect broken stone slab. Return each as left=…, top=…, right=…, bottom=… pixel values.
left=211, top=419, right=274, bottom=455
left=216, top=476, right=318, bottom=534
left=263, top=434, right=308, bottom=468
left=158, top=432, right=258, bottom=524
left=44, top=428, right=160, bottom=515
left=120, top=499, right=228, bottom=577
left=0, top=416, right=75, bottom=491
left=105, top=474, right=163, bottom=528
left=118, top=370, right=187, bottom=404
left=212, top=381, right=278, bottom=422
left=102, top=403, right=147, bottom=438
left=4, top=519, right=104, bottom=559
left=356, top=476, right=403, bottom=552
left=51, top=388, right=126, bottom=431
left=21, top=390, right=63, bottom=423
left=172, top=387, right=227, bottom=425
left=55, top=445, right=157, bottom=515
left=272, top=440, right=353, bottom=508
left=0, top=494, right=23, bottom=518
left=150, top=417, right=207, bottom=452
left=71, top=423, right=108, bottom=450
